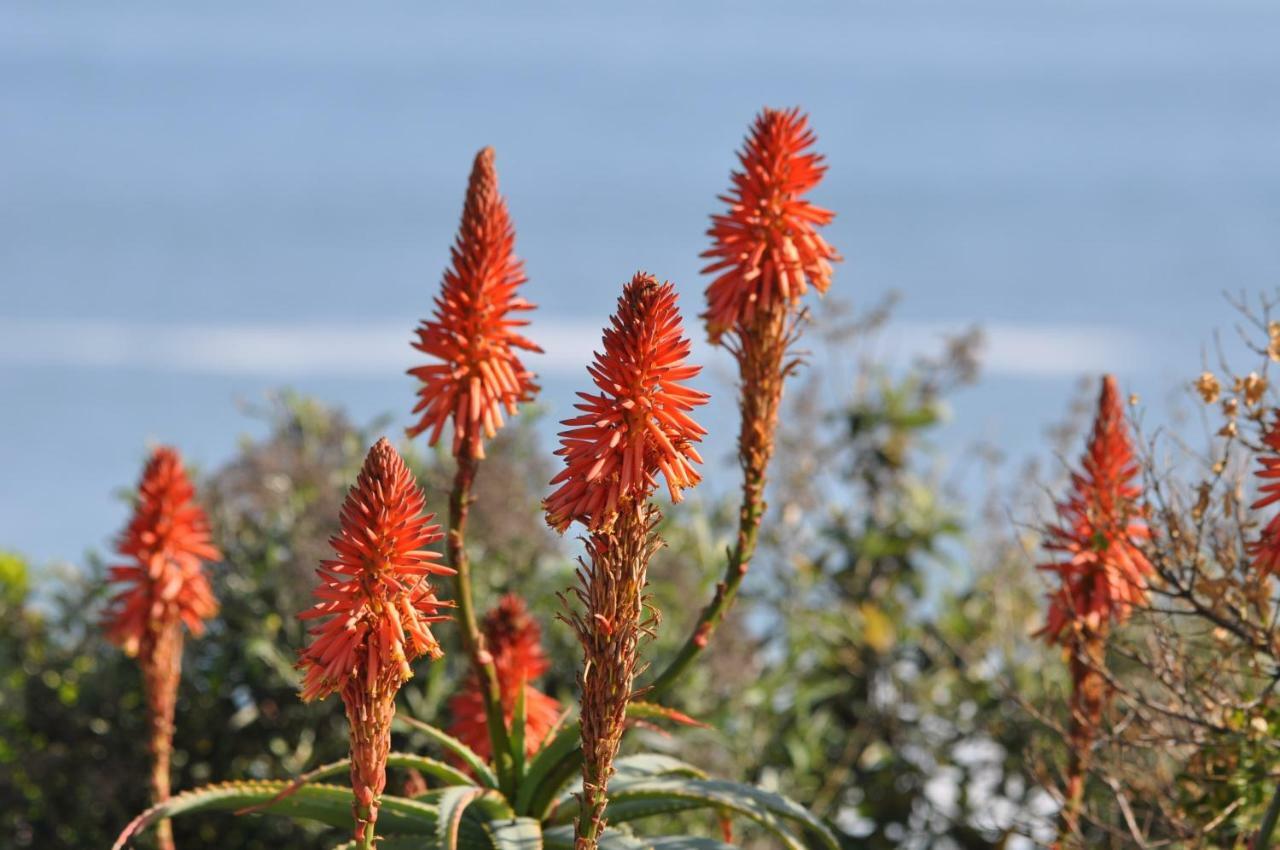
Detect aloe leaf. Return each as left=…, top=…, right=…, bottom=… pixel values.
left=521, top=703, right=701, bottom=819
left=238, top=752, right=476, bottom=818
left=543, top=825, right=650, bottom=849
left=648, top=839, right=739, bottom=850
left=438, top=786, right=490, bottom=850
left=587, top=778, right=837, bottom=850
left=544, top=754, right=709, bottom=822
left=485, top=815, right=543, bottom=850
left=516, top=721, right=581, bottom=816
left=510, top=682, right=528, bottom=785
left=397, top=714, right=500, bottom=789
left=111, top=781, right=439, bottom=850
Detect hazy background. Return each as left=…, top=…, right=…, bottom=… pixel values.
left=3, top=1, right=1278, bottom=565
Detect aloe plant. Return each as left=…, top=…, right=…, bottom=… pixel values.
left=112, top=702, right=839, bottom=850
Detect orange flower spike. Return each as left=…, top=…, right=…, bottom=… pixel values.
left=449, top=594, right=562, bottom=760
left=1038, top=375, right=1153, bottom=644
left=408, top=147, right=542, bottom=459
left=702, top=107, right=841, bottom=342
left=105, top=447, right=221, bottom=654
left=1247, top=412, right=1280, bottom=576
left=103, top=446, right=220, bottom=850
left=297, top=438, right=455, bottom=843
left=544, top=273, right=709, bottom=532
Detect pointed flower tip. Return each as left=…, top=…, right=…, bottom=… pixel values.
left=104, top=445, right=220, bottom=652
left=297, top=438, right=451, bottom=703
left=1039, top=374, right=1152, bottom=645
left=702, top=106, right=841, bottom=342
left=408, top=146, right=540, bottom=459
left=544, top=272, right=708, bottom=533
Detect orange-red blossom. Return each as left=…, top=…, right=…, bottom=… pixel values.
left=702, top=106, right=840, bottom=343
left=407, top=147, right=541, bottom=459
left=104, top=446, right=221, bottom=850
left=546, top=272, right=707, bottom=850
left=1039, top=375, right=1153, bottom=644
left=544, top=273, right=709, bottom=533
left=449, top=593, right=562, bottom=761
left=297, top=437, right=454, bottom=844
left=1247, top=411, right=1280, bottom=576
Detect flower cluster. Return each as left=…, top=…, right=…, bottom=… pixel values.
left=544, top=273, right=708, bottom=532
left=702, top=107, right=840, bottom=343
left=1039, top=375, right=1153, bottom=644
left=1247, top=412, right=1280, bottom=576
left=408, top=147, right=541, bottom=459
left=104, top=447, right=221, bottom=656
left=449, top=593, right=562, bottom=760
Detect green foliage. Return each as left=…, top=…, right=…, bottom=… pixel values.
left=2, top=320, right=1059, bottom=848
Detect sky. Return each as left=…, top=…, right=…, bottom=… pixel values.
left=2, top=1, right=1279, bottom=566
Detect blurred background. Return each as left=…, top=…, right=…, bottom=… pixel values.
left=3, top=0, right=1278, bottom=563
left=3, top=2, right=1279, bottom=848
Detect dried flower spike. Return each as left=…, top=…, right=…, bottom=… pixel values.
left=702, top=107, right=840, bottom=343
left=298, top=437, right=454, bottom=844
left=104, top=447, right=221, bottom=850
left=544, top=273, right=709, bottom=532
left=449, top=593, right=562, bottom=761
left=408, top=147, right=542, bottom=459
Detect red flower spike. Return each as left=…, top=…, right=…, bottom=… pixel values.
left=1038, top=375, right=1153, bottom=644
left=298, top=437, right=454, bottom=702
left=543, top=273, right=709, bottom=533
left=103, top=446, right=220, bottom=850
left=297, top=438, right=454, bottom=843
left=1247, top=412, right=1280, bottom=576
left=407, top=147, right=542, bottom=459
left=104, top=446, right=220, bottom=656
left=449, top=594, right=562, bottom=760
left=702, top=107, right=841, bottom=343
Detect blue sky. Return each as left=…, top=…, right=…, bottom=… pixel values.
left=2, top=1, right=1279, bottom=566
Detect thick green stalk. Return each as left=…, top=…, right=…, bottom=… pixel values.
left=648, top=310, right=785, bottom=699
left=646, top=467, right=766, bottom=698
left=1257, top=780, right=1280, bottom=850
left=447, top=447, right=514, bottom=793
left=356, top=809, right=376, bottom=850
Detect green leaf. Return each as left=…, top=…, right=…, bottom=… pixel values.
left=546, top=755, right=709, bottom=823
left=543, top=826, right=650, bottom=849
left=516, top=721, right=581, bottom=816
left=485, top=815, right=543, bottom=850
left=511, top=681, right=528, bottom=785
left=111, top=781, right=439, bottom=850
left=543, top=827, right=737, bottom=850
left=239, top=753, right=476, bottom=813
left=518, top=704, right=704, bottom=818
left=563, top=778, right=837, bottom=850
left=331, top=840, right=434, bottom=850
left=397, top=714, right=500, bottom=789
left=438, top=786, right=490, bottom=850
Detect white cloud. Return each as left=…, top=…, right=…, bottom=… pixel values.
left=0, top=317, right=1150, bottom=380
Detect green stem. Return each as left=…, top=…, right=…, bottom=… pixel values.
left=646, top=470, right=766, bottom=698
left=1258, top=780, right=1280, bottom=850
left=357, top=811, right=376, bottom=850
left=648, top=317, right=782, bottom=699
left=447, top=446, right=514, bottom=793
